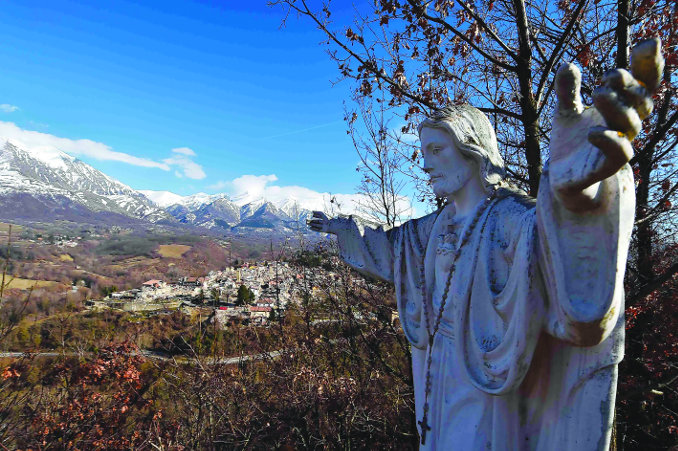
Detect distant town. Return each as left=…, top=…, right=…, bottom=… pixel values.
left=86, top=259, right=357, bottom=327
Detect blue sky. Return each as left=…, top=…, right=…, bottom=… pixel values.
left=0, top=0, right=385, bottom=203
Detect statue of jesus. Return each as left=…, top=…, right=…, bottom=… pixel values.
left=308, top=39, right=665, bottom=450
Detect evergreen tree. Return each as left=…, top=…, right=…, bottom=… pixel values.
left=236, top=284, right=254, bottom=305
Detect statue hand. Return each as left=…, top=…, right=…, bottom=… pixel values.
left=550, top=38, right=664, bottom=211
left=307, top=211, right=337, bottom=234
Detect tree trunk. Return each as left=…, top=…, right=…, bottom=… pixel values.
left=521, top=100, right=542, bottom=196
left=634, top=73, right=671, bottom=286
left=513, top=0, right=542, bottom=195
left=613, top=0, right=653, bottom=292
left=615, top=0, right=630, bottom=69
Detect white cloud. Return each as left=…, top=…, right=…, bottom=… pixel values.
left=0, top=121, right=170, bottom=169
left=0, top=104, right=19, bottom=113
left=163, top=153, right=206, bottom=180
left=0, top=121, right=209, bottom=180
left=171, top=147, right=196, bottom=156
left=230, top=174, right=278, bottom=199
left=209, top=173, right=415, bottom=221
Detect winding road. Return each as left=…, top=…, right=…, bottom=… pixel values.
left=0, top=348, right=287, bottom=366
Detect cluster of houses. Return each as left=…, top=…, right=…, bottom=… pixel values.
left=26, top=234, right=82, bottom=247
left=85, top=256, right=403, bottom=329
left=87, top=261, right=309, bottom=326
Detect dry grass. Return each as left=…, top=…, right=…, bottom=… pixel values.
left=4, top=277, right=63, bottom=290
left=157, top=244, right=192, bottom=259
left=108, top=256, right=161, bottom=270
left=59, top=254, right=74, bottom=262
left=0, top=222, right=22, bottom=235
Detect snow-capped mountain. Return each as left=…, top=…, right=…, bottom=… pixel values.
left=235, top=201, right=293, bottom=229
left=0, top=141, right=171, bottom=224
left=142, top=191, right=230, bottom=210
left=275, top=198, right=311, bottom=221
left=142, top=190, right=311, bottom=231
left=138, top=190, right=185, bottom=208
left=166, top=196, right=241, bottom=229
left=0, top=139, right=333, bottom=234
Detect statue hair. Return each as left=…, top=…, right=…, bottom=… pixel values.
left=418, top=104, right=505, bottom=192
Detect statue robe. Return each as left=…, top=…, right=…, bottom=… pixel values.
left=333, top=162, right=634, bottom=450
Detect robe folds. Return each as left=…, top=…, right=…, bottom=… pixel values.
left=333, top=162, right=634, bottom=450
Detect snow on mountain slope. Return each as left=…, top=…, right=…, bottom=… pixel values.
left=142, top=189, right=335, bottom=219
left=0, top=140, right=378, bottom=234
left=238, top=197, right=268, bottom=219
left=139, top=190, right=185, bottom=208
left=179, top=193, right=231, bottom=209
left=0, top=135, right=76, bottom=171
left=141, top=190, right=235, bottom=209
left=235, top=201, right=294, bottom=229
left=140, top=189, right=311, bottom=231
left=0, top=141, right=170, bottom=223
left=161, top=195, right=240, bottom=228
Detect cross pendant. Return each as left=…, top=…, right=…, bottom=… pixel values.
left=418, top=417, right=431, bottom=445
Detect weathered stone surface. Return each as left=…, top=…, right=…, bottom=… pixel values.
left=308, top=40, right=663, bottom=450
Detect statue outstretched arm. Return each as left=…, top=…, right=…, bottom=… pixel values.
left=307, top=211, right=339, bottom=235
left=308, top=210, right=396, bottom=282
left=308, top=210, right=437, bottom=286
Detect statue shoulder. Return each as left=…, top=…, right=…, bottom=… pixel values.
left=412, top=210, right=444, bottom=235
left=386, top=210, right=440, bottom=242
left=495, top=189, right=536, bottom=217
left=490, top=190, right=537, bottom=244
left=413, top=210, right=441, bottom=226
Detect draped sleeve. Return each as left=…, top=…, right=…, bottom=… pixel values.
left=333, top=213, right=439, bottom=348
left=455, top=153, right=633, bottom=395
left=537, top=160, right=635, bottom=346
left=333, top=215, right=397, bottom=283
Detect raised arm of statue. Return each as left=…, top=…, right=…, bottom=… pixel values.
left=307, top=211, right=339, bottom=235
left=537, top=39, right=664, bottom=346
left=549, top=39, right=664, bottom=212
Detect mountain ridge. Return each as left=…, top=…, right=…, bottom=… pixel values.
left=0, top=141, right=313, bottom=234
left=0, top=141, right=171, bottom=224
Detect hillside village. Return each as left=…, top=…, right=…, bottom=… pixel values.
left=87, top=259, right=349, bottom=327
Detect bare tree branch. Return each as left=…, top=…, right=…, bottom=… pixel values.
left=628, top=261, right=678, bottom=304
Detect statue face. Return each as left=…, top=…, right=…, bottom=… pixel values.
left=420, top=126, right=476, bottom=198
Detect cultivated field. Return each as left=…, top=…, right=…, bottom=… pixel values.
left=157, top=244, right=192, bottom=258
left=0, top=222, right=22, bottom=235
left=4, top=277, right=64, bottom=289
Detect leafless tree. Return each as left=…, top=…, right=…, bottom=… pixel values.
left=271, top=0, right=678, bottom=447
left=348, top=96, right=413, bottom=227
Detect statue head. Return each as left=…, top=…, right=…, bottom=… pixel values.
left=418, top=104, right=505, bottom=194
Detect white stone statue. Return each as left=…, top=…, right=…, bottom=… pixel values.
left=308, top=39, right=664, bottom=450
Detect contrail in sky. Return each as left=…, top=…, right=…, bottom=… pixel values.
left=261, top=120, right=344, bottom=140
